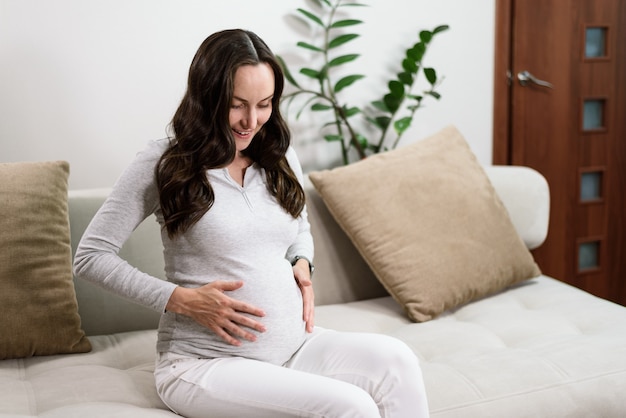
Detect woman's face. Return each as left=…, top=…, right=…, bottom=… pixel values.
left=229, top=63, right=275, bottom=152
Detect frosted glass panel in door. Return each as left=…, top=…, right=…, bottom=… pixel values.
left=583, top=100, right=604, bottom=130
left=585, top=27, right=607, bottom=58
left=580, top=171, right=602, bottom=201
left=578, top=241, right=600, bottom=271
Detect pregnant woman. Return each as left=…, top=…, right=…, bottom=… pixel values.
left=74, top=28, right=429, bottom=418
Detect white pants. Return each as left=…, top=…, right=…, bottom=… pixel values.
left=154, top=328, right=429, bottom=418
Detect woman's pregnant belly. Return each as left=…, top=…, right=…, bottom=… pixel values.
left=159, top=261, right=307, bottom=365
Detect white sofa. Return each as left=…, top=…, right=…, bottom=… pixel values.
left=1, top=166, right=626, bottom=417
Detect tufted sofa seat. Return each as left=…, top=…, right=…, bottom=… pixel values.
left=316, top=278, right=626, bottom=416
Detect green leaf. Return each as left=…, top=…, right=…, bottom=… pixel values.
left=373, top=116, right=391, bottom=129
left=334, top=74, right=365, bottom=92
left=433, top=24, right=450, bottom=34
left=324, top=134, right=343, bottom=142
left=329, top=34, right=359, bottom=49
left=367, top=142, right=380, bottom=153
left=339, top=3, right=368, bottom=7
left=300, top=68, right=322, bottom=79
left=356, top=134, right=369, bottom=149
left=394, top=117, right=412, bottom=134
left=370, top=100, right=389, bottom=112
left=388, top=80, right=404, bottom=98
left=311, top=103, right=333, bottom=111
left=426, top=91, right=441, bottom=99
left=397, top=71, right=413, bottom=85
left=276, top=55, right=300, bottom=88
left=343, top=106, right=361, bottom=117
left=297, top=8, right=325, bottom=28
left=408, top=42, right=425, bottom=62
left=383, top=93, right=402, bottom=113
left=419, top=30, right=433, bottom=44
left=328, top=54, right=360, bottom=67
left=424, top=67, right=437, bottom=84
left=297, top=41, right=324, bottom=53
left=330, top=19, right=363, bottom=28
left=402, top=58, right=418, bottom=74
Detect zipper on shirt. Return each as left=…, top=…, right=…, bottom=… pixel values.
left=241, top=190, right=253, bottom=210
left=221, top=167, right=255, bottom=210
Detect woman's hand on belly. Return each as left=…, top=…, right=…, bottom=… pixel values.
left=165, top=280, right=266, bottom=346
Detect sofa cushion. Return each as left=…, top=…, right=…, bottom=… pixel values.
left=0, top=161, right=91, bottom=359
left=315, top=276, right=626, bottom=417
left=308, top=125, right=541, bottom=322
left=0, top=330, right=174, bottom=417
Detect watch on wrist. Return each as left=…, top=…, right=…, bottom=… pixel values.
left=292, top=255, right=315, bottom=277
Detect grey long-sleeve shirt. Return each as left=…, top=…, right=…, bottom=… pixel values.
left=74, top=139, right=314, bottom=365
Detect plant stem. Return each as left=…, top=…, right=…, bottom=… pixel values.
left=323, top=0, right=366, bottom=160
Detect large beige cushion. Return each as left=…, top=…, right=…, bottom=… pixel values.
left=309, top=125, right=541, bottom=321
left=0, top=161, right=91, bottom=359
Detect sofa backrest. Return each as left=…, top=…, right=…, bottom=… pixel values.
left=303, top=165, right=550, bottom=307
left=68, top=189, right=164, bottom=336
left=69, top=165, right=549, bottom=336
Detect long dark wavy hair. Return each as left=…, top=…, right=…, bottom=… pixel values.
left=156, top=29, right=305, bottom=239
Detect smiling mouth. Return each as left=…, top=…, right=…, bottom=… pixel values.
left=233, top=129, right=252, bottom=137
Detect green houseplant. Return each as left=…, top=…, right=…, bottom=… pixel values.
left=278, top=0, right=449, bottom=165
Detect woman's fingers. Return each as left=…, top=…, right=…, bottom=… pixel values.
left=294, top=274, right=315, bottom=333
left=302, top=285, right=315, bottom=332
left=212, top=315, right=261, bottom=346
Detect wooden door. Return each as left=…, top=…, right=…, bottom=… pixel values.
left=493, top=0, right=626, bottom=305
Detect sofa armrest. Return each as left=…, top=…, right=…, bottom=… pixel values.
left=484, top=165, right=550, bottom=250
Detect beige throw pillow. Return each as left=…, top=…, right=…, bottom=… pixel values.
left=0, top=161, right=91, bottom=359
left=309, top=125, right=541, bottom=322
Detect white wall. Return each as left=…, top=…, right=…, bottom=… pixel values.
left=0, top=0, right=495, bottom=189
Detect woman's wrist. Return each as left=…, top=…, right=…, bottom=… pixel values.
left=165, top=286, right=190, bottom=315
left=292, top=256, right=314, bottom=277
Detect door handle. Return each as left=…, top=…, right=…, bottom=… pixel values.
left=517, top=70, right=554, bottom=89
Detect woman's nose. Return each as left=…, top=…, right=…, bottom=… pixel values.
left=242, top=108, right=257, bottom=129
